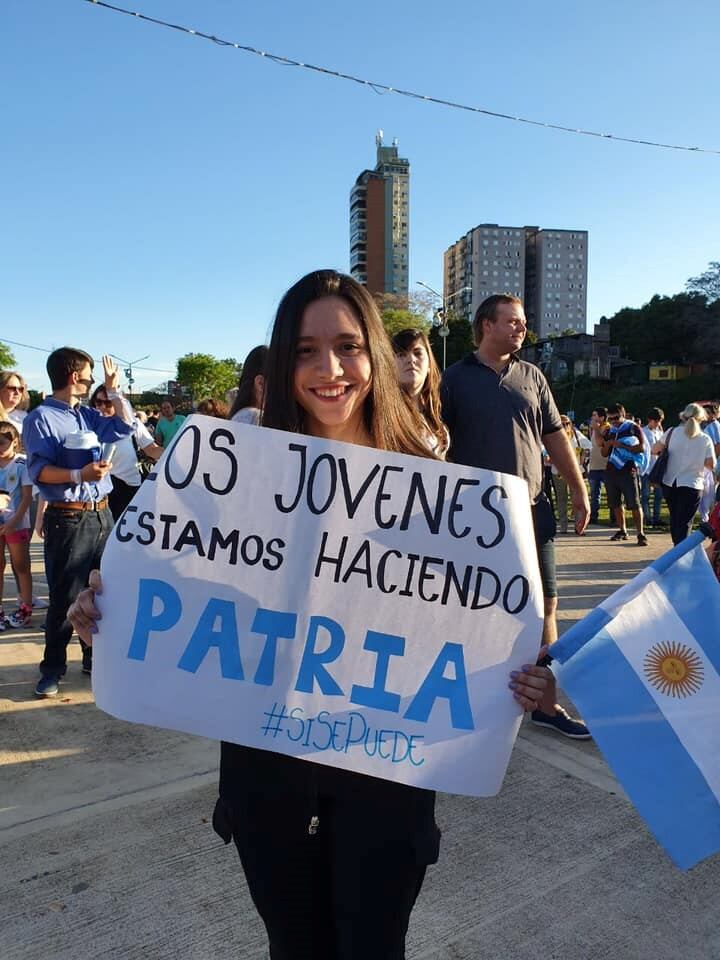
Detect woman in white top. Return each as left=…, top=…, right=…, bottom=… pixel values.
left=229, top=345, right=267, bottom=426
left=652, top=403, right=716, bottom=544
left=91, top=385, right=163, bottom=521
left=392, top=328, right=449, bottom=458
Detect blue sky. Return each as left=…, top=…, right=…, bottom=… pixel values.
left=2, top=0, right=718, bottom=392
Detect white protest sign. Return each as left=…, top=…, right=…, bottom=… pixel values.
left=95, top=416, right=543, bottom=796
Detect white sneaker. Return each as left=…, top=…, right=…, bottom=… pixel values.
left=32, top=596, right=49, bottom=609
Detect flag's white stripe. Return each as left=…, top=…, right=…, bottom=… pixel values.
left=605, top=579, right=720, bottom=802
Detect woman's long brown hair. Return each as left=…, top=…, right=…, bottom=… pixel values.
left=391, top=328, right=447, bottom=456
left=262, top=270, right=436, bottom=459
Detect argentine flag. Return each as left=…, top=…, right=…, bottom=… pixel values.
left=551, top=531, right=720, bottom=870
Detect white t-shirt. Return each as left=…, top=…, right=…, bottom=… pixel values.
left=7, top=408, right=26, bottom=431
left=662, top=427, right=715, bottom=490
left=642, top=424, right=664, bottom=475
left=110, top=422, right=156, bottom=487
left=231, top=407, right=261, bottom=425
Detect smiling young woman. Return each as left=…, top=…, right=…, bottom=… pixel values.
left=262, top=270, right=431, bottom=458
left=68, top=269, right=551, bottom=960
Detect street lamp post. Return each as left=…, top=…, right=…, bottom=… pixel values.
left=109, top=353, right=150, bottom=397
left=416, top=281, right=472, bottom=370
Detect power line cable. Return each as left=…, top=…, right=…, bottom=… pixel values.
left=82, top=0, right=719, bottom=156
left=0, top=336, right=50, bottom=354
left=0, top=336, right=174, bottom=373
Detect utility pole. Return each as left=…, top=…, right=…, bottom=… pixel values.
left=416, top=281, right=472, bottom=370
left=109, top=354, right=150, bottom=398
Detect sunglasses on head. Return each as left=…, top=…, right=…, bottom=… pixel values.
left=95, top=397, right=113, bottom=407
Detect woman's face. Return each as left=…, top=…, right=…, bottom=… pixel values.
left=293, top=296, right=372, bottom=442
left=0, top=375, right=24, bottom=412
left=94, top=392, right=113, bottom=417
left=395, top=341, right=430, bottom=398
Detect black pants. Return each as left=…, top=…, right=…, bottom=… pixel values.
left=662, top=482, right=701, bottom=545
left=109, top=475, right=140, bottom=522
left=41, top=506, right=113, bottom=677
left=214, top=744, right=440, bottom=960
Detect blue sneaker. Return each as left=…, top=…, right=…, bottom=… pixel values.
left=35, top=675, right=60, bottom=697
left=531, top=706, right=591, bottom=739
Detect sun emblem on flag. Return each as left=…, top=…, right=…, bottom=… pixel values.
left=644, top=641, right=704, bottom=698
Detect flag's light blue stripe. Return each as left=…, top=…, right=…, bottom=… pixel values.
left=556, top=625, right=720, bottom=870
left=552, top=532, right=711, bottom=664
left=660, top=544, right=720, bottom=677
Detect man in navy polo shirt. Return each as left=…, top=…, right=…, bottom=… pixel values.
left=23, top=347, right=134, bottom=697
left=441, top=294, right=591, bottom=739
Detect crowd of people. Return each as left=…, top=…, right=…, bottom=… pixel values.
left=543, top=400, right=719, bottom=546
left=1, top=275, right=719, bottom=958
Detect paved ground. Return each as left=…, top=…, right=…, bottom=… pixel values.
left=1, top=526, right=718, bottom=959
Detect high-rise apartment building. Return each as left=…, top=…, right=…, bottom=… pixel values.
left=526, top=228, right=588, bottom=337
left=444, top=224, right=588, bottom=337
left=444, top=224, right=525, bottom=327
left=349, top=133, right=409, bottom=296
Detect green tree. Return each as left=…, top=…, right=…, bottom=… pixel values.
left=380, top=308, right=430, bottom=338
left=686, top=261, right=720, bottom=302
left=524, top=329, right=538, bottom=345
left=375, top=290, right=436, bottom=322
left=0, top=341, right=17, bottom=368
left=428, top=313, right=474, bottom=370
left=609, top=293, right=720, bottom=363
left=176, top=353, right=239, bottom=401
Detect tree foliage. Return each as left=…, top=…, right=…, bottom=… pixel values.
left=686, top=261, right=720, bottom=302
left=381, top=308, right=430, bottom=338
left=0, top=342, right=16, bottom=368
left=608, top=293, right=720, bottom=364
left=175, top=353, right=239, bottom=401
left=428, top=314, right=474, bottom=370
left=375, top=290, right=436, bottom=321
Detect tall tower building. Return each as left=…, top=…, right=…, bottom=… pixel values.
left=444, top=224, right=588, bottom=337
left=349, top=132, right=409, bottom=296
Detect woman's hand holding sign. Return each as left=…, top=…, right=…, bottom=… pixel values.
left=69, top=570, right=102, bottom=644
left=508, top=645, right=552, bottom=711
left=69, top=570, right=551, bottom=713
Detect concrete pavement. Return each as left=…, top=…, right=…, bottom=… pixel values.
left=1, top=527, right=718, bottom=959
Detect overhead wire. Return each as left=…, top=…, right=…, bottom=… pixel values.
left=0, top=336, right=174, bottom=374
left=81, top=0, right=720, bottom=156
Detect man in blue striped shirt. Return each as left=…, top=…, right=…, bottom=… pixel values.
left=599, top=403, right=648, bottom=546
left=23, top=347, right=134, bottom=697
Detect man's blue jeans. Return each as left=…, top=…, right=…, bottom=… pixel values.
left=588, top=469, right=605, bottom=521
left=641, top=475, right=663, bottom=526
left=41, top=506, right=113, bottom=677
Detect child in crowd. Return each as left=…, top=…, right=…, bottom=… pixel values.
left=0, top=421, right=33, bottom=628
